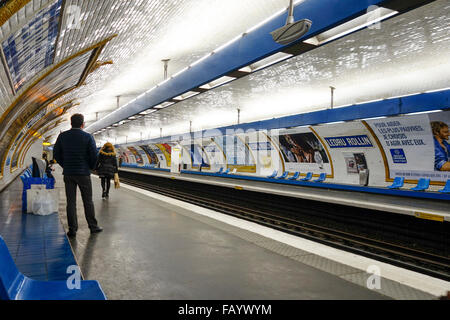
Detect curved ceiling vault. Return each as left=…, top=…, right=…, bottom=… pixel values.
left=0, top=0, right=117, bottom=177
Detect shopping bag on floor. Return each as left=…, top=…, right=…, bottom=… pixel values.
left=114, top=173, right=120, bottom=189
left=29, top=189, right=59, bottom=215
left=26, top=188, right=45, bottom=214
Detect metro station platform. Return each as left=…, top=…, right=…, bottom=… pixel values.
left=1, top=169, right=448, bottom=300
left=59, top=171, right=446, bottom=300
left=119, top=167, right=450, bottom=222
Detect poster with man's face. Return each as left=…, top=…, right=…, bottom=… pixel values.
left=366, top=110, right=450, bottom=182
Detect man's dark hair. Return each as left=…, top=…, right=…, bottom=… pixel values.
left=71, top=113, right=84, bottom=128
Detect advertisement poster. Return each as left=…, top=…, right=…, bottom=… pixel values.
left=213, top=135, right=255, bottom=167
left=185, top=144, right=210, bottom=167
left=366, top=110, right=450, bottom=182
left=127, top=146, right=143, bottom=165
left=139, top=145, right=159, bottom=166
left=343, top=152, right=368, bottom=174
left=202, top=138, right=224, bottom=165
left=276, top=128, right=331, bottom=174
left=117, top=146, right=132, bottom=164
left=155, top=143, right=172, bottom=167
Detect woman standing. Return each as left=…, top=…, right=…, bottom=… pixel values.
left=95, top=142, right=118, bottom=199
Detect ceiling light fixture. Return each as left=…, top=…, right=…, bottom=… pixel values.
left=303, top=7, right=398, bottom=46
left=154, top=101, right=175, bottom=109
left=199, top=76, right=237, bottom=90
left=406, top=110, right=443, bottom=116
left=239, top=52, right=293, bottom=73
left=139, top=109, right=157, bottom=115
left=173, top=91, right=200, bottom=101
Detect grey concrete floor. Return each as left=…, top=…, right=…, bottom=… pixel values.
left=53, top=172, right=388, bottom=300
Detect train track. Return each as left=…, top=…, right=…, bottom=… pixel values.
left=118, top=172, right=450, bottom=282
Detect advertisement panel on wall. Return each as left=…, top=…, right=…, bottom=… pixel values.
left=213, top=135, right=256, bottom=171
left=366, top=110, right=450, bottom=182
left=139, top=145, right=159, bottom=166
left=117, top=146, right=134, bottom=164
left=155, top=143, right=172, bottom=167
left=275, top=128, right=332, bottom=175
left=202, top=138, right=225, bottom=166
left=127, top=146, right=143, bottom=165
left=183, top=143, right=210, bottom=168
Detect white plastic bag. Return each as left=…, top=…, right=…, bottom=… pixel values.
left=29, top=189, right=59, bottom=215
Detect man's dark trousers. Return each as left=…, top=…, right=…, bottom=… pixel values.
left=64, top=175, right=98, bottom=232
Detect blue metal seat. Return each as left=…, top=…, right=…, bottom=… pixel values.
left=438, top=179, right=450, bottom=193
left=223, top=168, right=230, bottom=174
left=387, top=177, right=404, bottom=189
left=288, top=172, right=300, bottom=180
left=267, top=170, right=277, bottom=179
left=276, top=171, right=289, bottom=179
left=0, top=236, right=106, bottom=300
left=300, top=172, right=313, bottom=181
left=314, top=173, right=326, bottom=182
left=216, top=167, right=223, bottom=174
left=410, top=178, right=430, bottom=191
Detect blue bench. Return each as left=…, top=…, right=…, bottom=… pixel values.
left=0, top=236, right=106, bottom=300
left=314, top=173, right=326, bottom=183
left=267, top=170, right=278, bottom=179
left=438, top=179, right=450, bottom=193
left=410, top=178, right=430, bottom=191
left=276, top=171, right=289, bottom=179
left=387, top=177, right=404, bottom=189
left=300, top=172, right=313, bottom=181
left=216, top=167, right=223, bottom=174
left=222, top=168, right=230, bottom=174
left=288, top=172, right=300, bottom=180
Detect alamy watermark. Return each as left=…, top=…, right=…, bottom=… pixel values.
left=366, top=265, right=381, bottom=290
left=66, top=265, right=81, bottom=290
left=66, top=5, right=82, bottom=30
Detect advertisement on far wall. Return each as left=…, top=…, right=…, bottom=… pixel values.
left=365, top=110, right=450, bottom=182
left=275, top=128, right=332, bottom=175
left=127, top=146, right=143, bottom=165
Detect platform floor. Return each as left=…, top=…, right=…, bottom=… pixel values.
left=50, top=169, right=436, bottom=300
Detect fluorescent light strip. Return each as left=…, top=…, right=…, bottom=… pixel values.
left=213, top=34, right=244, bottom=54
left=174, top=91, right=200, bottom=101
left=190, top=53, right=213, bottom=68
left=157, top=77, right=172, bottom=87
left=406, top=110, right=443, bottom=116
left=360, top=116, right=387, bottom=121
left=199, top=76, right=237, bottom=90
left=304, top=7, right=398, bottom=46
left=424, top=87, right=450, bottom=93
left=172, top=66, right=190, bottom=78
left=154, top=102, right=175, bottom=109
left=239, top=52, right=293, bottom=73
left=355, top=98, right=384, bottom=105
left=139, top=109, right=157, bottom=115
left=325, top=121, right=345, bottom=125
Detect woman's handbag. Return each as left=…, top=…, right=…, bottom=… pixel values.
left=114, top=173, right=120, bottom=189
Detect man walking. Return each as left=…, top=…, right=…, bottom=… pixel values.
left=54, top=113, right=103, bottom=238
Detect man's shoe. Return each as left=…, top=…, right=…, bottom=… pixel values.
left=90, top=227, right=103, bottom=234
left=67, top=230, right=76, bottom=238
left=101, top=191, right=106, bottom=198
